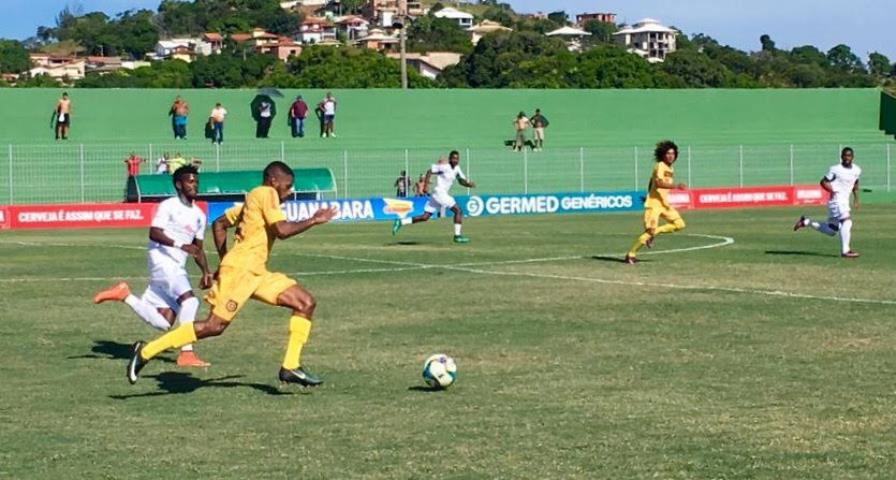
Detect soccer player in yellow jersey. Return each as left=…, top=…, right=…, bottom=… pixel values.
left=127, top=161, right=337, bottom=387
left=625, top=140, right=687, bottom=264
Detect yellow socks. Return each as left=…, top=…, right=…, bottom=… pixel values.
left=628, top=232, right=652, bottom=257
left=282, top=316, right=312, bottom=370
left=655, top=224, right=678, bottom=235
left=140, top=323, right=198, bottom=360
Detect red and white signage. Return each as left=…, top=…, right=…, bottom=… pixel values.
left=0, top=202, right=208, bottom=230
left=668, top=185, right=826, bottom=210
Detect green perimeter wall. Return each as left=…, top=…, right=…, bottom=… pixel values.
left=0, top=88, right=887, bottom=148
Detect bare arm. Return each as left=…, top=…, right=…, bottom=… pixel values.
left=852, top=179, right=860, bottom=208
left=271, top=206, right=337, bottom=240
left=211, top=214, right=234, bottom=259
left=192, top=238, right=214, bottom=289
left=653, top=178, right=686, bottom=190
left=423, top=170, right=433, bottom=194
left=149, top=227, right=200, bottom=255
left=820, top=177, right=834, bottom=195
left=459, top=177, right=476, bottom=188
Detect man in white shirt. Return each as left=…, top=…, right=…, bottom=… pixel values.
left=392, top=150, right=476, bottom=243
left=209, top=102, right=227, bottom=144
left=320, top=92, right=337, bottom=138
left=94, top=165, right=214, bottom=366
left=794, top=147, right=862, bottom=258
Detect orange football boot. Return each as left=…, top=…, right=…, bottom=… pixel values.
left=176, top=350, right=211, bottom=367
left=93, top=282, right=131, bottom=304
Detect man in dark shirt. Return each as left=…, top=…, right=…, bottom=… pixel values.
left=290, top=95, right=308, bottom=138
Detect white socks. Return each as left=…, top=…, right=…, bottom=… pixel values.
left=401, top=217, right=413, bottom=225
left=839, top=219, right=852, bottom=254
left=124, top=294, right=171, bottom=331
left=176, top=297, right=200, bottom=353
left=809, top=219, right=837, bottom=236
left=454, top=223, right=462, bottom=236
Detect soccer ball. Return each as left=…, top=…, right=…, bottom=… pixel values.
left=422, top=354, right=457, bottom=389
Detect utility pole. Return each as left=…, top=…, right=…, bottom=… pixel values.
left=399, top=0, right=408, bottom=89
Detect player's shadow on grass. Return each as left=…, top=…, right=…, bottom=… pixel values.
left=68, top=340, right=173, bottom=363
left=407, top=385, right=445, bottom=393
left=765, top=250, right=839, bottom=258
left=591, top=255, right=640, bottom=263
left=108, top=372, right=298, bottom=399
left=388, top=241, right=420, bottom=246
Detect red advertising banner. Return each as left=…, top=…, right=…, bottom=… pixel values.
left=0, top=202, right=208, bottom=230
left=667, top=185, right=826, bottom=210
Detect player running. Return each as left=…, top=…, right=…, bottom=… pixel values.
left=391, top=150, right=476, bottom=243
left=126, top=161, right=337, bottom=387
left=625, top=140, right=687, bottom=264
left=793, top=147, right=861, bottom=258
left=94, top=165, right=213, bottom=367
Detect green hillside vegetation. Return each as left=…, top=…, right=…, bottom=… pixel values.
left=0, top=1, right=893, bottom=89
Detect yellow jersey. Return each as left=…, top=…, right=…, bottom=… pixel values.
left=647, top=162, right=674, bottom=206
left=221, top=186, right=286, bottom=271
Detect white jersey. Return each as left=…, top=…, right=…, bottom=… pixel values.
left=824, top=163, right=861, bottom=199
left=147, top=197, right=206, bottom=276
left=323, top=99, right=336, bottom=115
left=430, top=163, right=466, bottom=195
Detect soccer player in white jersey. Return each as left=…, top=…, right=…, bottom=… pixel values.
left=794, top=147, right=862, bottom=258
left=392, top=150, right=476, bottom=243
left=93, top=165, right=214, bottom=366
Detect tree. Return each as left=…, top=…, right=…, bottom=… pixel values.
left=790, top=45, right=827, bottom=66
left=662, top=49, right=734, bottom=88
left=868, top=52, right=891, bottom=77
left=827, top=44, right=864, bottom=73
left=547, top=11, right=567, bottom=25
left=570, top=46, right=658, bottom=88
left=0, top=40, right=30, bottom=74
left=760, top=34, right=776, bottom=52
left=286, top=46, right=433, bottom=88
left=581, top=20, right=617, bottom=44
left=408, top=15, right=472, bottom=54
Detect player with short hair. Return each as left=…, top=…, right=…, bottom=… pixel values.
left=391, top=150, right=476, bottom=243
left=793, top=147, right=861, bottom=258
left=126, top=161, right=337, bottom=387
left=94, top=165, right=213, bottom=367
left=625, top=140, right=687, bottom=264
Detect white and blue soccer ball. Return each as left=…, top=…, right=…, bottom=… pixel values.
left=422, top=354, right=457, bottom=389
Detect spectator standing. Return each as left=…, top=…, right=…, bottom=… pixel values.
left=413, top=174, right=428, bottom=196
left=209, top=102, right=227, bottom=144
left=54, top=92, right=72, bottom=140
left=255, top=97, right=276, bottom=139
left=289, top=95, right=308, bottom=138
left=530, top=108, right=549, bottom=151
left=320, top=92, right=337, bottom=138
left=168, top=152, right=189, bottom=174
left=394, top=170, right=411, bottom=198
left=124, top=152, right=146, bottom=177
left=169, top=96, right=190, bottom=140
left=155, top=153, right=170, bottom=174
left=513, top=111, right=530, bottom=152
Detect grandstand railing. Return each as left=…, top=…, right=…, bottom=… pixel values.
left=0, top=142, right=892, bottom=204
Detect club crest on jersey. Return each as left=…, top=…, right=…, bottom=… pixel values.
left=226, top=300, right=239, bottom=312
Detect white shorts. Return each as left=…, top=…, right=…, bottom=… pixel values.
left=827, top=198, right=850, bottom=221
left=141, top=270, right=192, bottom=312
left=425, top=191, right=456, bottom=214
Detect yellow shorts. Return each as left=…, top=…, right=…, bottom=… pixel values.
left=205, top=265, right=297, bottom=322
left=643, top=200, right=682, bottom=231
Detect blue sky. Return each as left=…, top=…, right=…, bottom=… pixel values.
left=3, top=0, right=893, bottom=59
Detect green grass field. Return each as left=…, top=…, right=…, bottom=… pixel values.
left=2, top=206, right=895, bottom=479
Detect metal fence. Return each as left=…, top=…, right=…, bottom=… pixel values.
left=0, top=142, right=892, bottom=204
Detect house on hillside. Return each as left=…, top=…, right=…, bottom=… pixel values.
left=467, top=20, right=512, bottom=45
left=151, top=38, right=213, bottom=61
left=433, top=7, right=474, bottom=28
left=29, top=54, right=85, bottom=81
left=545, top=26, right=592, bottom=52
left=355, top=28, right=398, bottom=51
left=612, top=18, right=677, bottom=63
left=362, top=0, right=399, bottom=28
left=259, top=37, right=304, bottom=61
left=385, top=51, right=461, bottom=79
left=298, top=17, right=338, bottom=44
left=202, top=33, right=225, bottom=54
left=336, top=15, right=371, bottom=42
left=575, top=12, right=616, bottom=26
